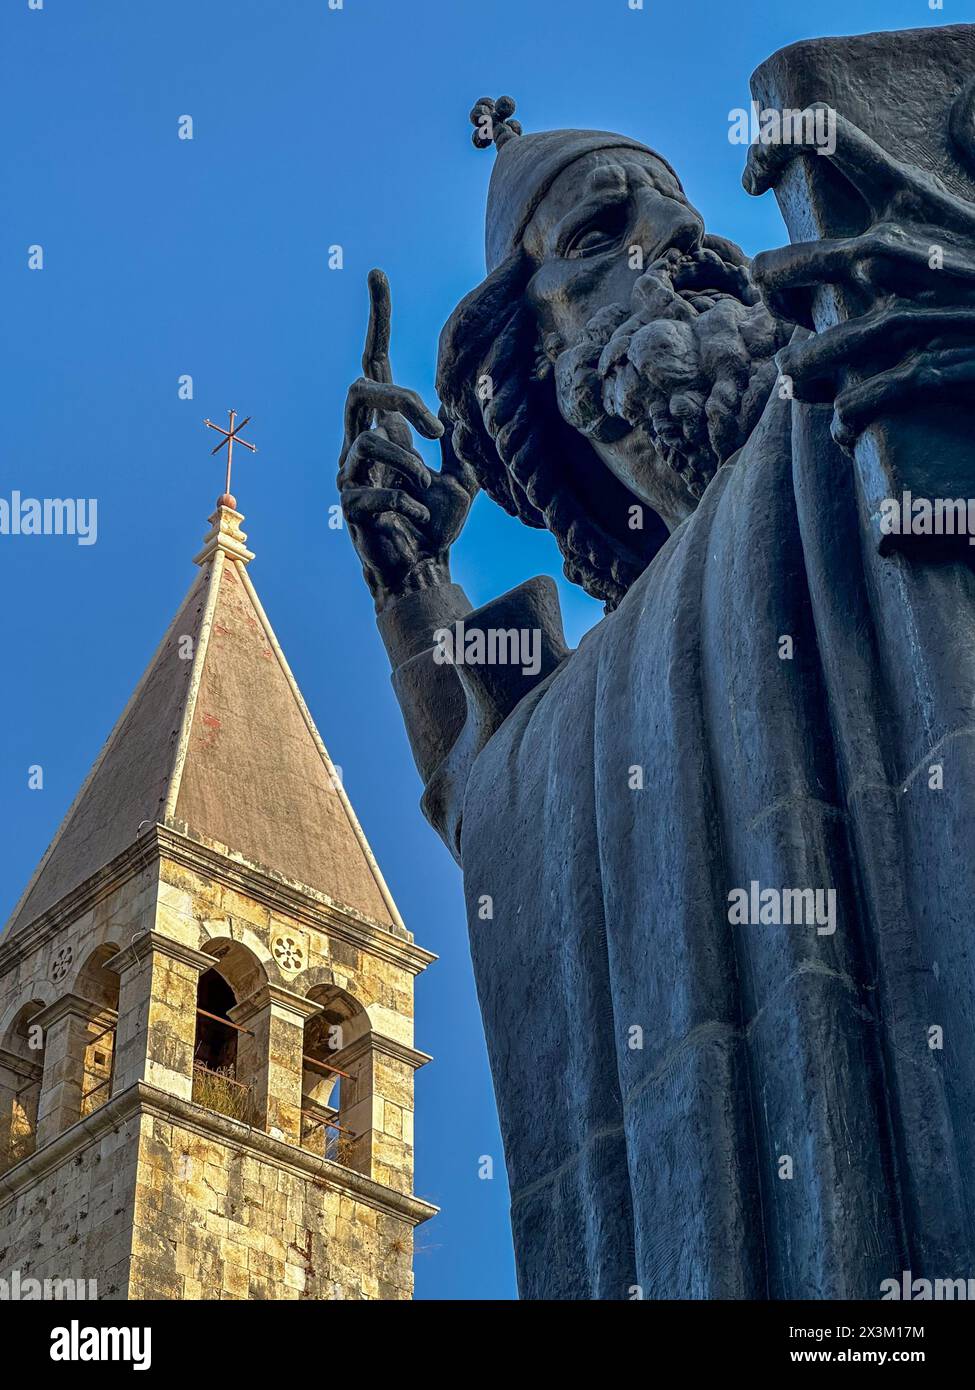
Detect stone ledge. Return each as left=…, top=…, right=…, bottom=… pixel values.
left=0, top=840, right=154, bottom=978
left=156, top=823, right=436, bottom=972
left=105, top=931, right=214, bottom=977
left=32, top=994, right=113, bottom=1031
left=229, top=983, right=323, bottom=1026
left=0, top=1081, right=439, bottom=1226
left=337, top=1031, right=433, bottom=1072
left=0, top=824, right=437, bottom=979
left=0, top=1047, right=43, bottom=1082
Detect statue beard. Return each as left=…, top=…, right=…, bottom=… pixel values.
left=551, top=244, right=791, bottom=501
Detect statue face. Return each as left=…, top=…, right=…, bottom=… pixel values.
left=522, top=150, right=705, bottom=347
left=521, top=149, right=785, bottom=526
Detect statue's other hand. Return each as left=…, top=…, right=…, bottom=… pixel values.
left=338, top=270, right=477, bottom=611
left=744, top=108, right=975, bottom=448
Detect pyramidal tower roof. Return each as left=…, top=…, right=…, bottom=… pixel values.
left=4, top=503, right=402, bottom=939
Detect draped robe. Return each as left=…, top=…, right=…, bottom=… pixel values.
left=376, top=381, right=975, bottom=1299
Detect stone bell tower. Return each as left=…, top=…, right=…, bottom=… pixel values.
left=0, top=495, right=436, bottom=1300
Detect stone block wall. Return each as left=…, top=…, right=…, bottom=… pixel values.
left=0, top=826, right=436, bottom=1300
left=129, top=1107, right=415, bottom=1300
left=0, top=1109, right=141, bottom=1300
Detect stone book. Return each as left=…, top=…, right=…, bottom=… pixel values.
left=749, top=24, right=975, bottom=553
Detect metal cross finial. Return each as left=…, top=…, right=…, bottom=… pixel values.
left=203, top=409, right=257, bottom=509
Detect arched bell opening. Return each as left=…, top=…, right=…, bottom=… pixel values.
left=0, top=1001, right=45, bottom=1173
left=191, top=941, right=268, bottom=1125
left=301, top=984, right=369, bottom=1172
left=74, top=944, right=121, bottom=1119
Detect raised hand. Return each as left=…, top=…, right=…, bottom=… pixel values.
left=338, top=270, right=478, bottom=610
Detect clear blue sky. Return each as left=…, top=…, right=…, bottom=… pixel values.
left=0, top=0, right=950, bottom=1299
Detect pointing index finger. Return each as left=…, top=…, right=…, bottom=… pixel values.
left=363, top=268, right=393, bottom=384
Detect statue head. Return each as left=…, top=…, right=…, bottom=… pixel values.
left=437, top=97, right=790, bottom=608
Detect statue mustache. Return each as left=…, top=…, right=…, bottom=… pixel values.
left=553, top=249, right=789, bottom=498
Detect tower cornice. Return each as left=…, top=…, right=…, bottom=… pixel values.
left=0, top=1080, right=439, bottom=1227
left=0, top=823, right=436, bottom=984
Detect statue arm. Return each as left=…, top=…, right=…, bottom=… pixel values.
left=337, top=271, right=570, bottom=858
left=376, top=580, right=473, bottom=786
left=379, top=575, right=571, bottom=864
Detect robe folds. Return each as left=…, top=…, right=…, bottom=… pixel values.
left=377, top=383, right=975, bottom=1299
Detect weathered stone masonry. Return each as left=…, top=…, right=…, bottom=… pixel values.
left=0, top=504, right=436, bottom=1299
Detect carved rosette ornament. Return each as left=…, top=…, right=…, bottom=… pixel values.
left=50, top=944, right=73, bottom=983
left=272, top=935, right=304, bottom=974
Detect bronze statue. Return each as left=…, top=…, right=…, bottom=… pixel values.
left=337, top=26, right=975, bottom=1297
